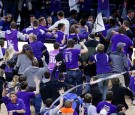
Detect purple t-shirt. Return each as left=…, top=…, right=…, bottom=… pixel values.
left=97, top=101, right=117, bottom=115
left=98, top=0, right=109, bottom=10
left=129, top=76, right=135, bottom=94
left=38, top=25, right=48, bottom=33
left=63, top=49, right=80, bottom=69
left=5, top=30, right=19, bottom=51
left=48, top=50, right=59, bottom=70
left=111, top=34, right=133, bottom=54
left=90, top=53, right=111, bottom=74
left=55, top=31, right=65, bottom=45
left=17, top=91, right=35, bottom=115
left=29, top=41, right=46, bottom=60
left=2, top=96, right=26, bottom=115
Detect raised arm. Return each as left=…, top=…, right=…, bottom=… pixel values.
left=33, top=78, right=40, bottom=95
left=80, top=42, right=88, bottom=54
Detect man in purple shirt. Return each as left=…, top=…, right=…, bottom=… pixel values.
left=63, top=40, right=88, bottom=95
left=97, top=91, right=117, bottom=115
left=2, top=88, right=26, bottom=115
left=111, top=26, right=133, bottom=55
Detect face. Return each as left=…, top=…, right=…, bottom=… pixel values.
left=62, top=25, right=66, bottom=32
left=128, top=12, right=135, bottom=19
left=10, top=94, right=17, bottom=102
left=47, top=18, right=52, bottom=25
left=30, top=16, right=35, bottom=23
left=115, top=10, right=120, bottom=17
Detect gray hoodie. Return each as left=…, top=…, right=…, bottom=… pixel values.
left=23, top=62, right=49, bottom=87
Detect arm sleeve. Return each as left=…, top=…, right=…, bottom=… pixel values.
left=28, top=92, right=35, bottom=98
left=2, top=96, right=10, bottom=105
left=20, top=99, right=26, bottom=110
left=48, top=21, right=59, bottom=31
left=123, top=55, right=128, bottom=70
left=16, top=55, right=21, bottom=67
left=88, top=106, right=98, bottom=115
left=17, top=31, right=26, bottom=41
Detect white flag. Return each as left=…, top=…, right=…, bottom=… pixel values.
left=0, top=46, right=3, bottom=59
left=92, top=13, right=105, bottom=33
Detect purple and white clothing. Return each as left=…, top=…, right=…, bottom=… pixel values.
left=38, top=25, right=48, bottom=33
left=0, top=30, right=26, bottom=51
left=48, top=50, right=59, bottom=71
left=63, top=49, right=80, bottom=69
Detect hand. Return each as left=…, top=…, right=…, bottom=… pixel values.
left=79, top=42, right=84, bottom=46
left=79, top=104, right=84, bottom=115
left=56, top=61, right=62, bottom=66
left=59, top=87, right=64, bottom=95
left=34, top=77, right=40, bottom=85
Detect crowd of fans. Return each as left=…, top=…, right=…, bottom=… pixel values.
left=0, top=0, right=135, bottom=115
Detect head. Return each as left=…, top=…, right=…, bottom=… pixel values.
left=38, top=17, right=46, bottom=26
left=112, top=9, right=120, bottom=17
left=117, top=104, right=126, bottom=113
left=117, top=42, right=126, bottom=52
left=123, top=20, right=130, bottom=27
left=84, top=93, right=92, bottom=103
left=109, top=19, right=116, bottom=27
left=58, top=23, right=65, bottom=32
left=30, top=15, right=35, bottom=24
left=57, top=11, right=64, bottom=20
left=4, top=47, right=15, bottom=61
left=13, top=75, right=19, bottom=82
left=32, top=60, right=39, bottom=67
left=47, top=16, right=52, bottom=25
left=21, top=44, right=34, bottom=61
left=89, top=33, right=95, bottom=40
left=20, top=81, right=28, bottom=90
left=64, top=100, right=72, bottom=108
left=9, top=91, right=17, bottom=103
left=79, top=19, right=87, bottom=26
left=10, top=22, right=17, bottom=29
left=127, top=10, right=135, bottom=20
left=33, top=19, right=39, bottom=27
left=58, top=73, right=65, bottom=81
left=5, top=14, right=12, bottom=22
left=88, top=16, right=94, bottom=23
left=96, top=44, right=105, bottom=53
left=103, top=17, right=108, bottom=24
left=53, top=42, right=60, bottom=50
left=44, top=71, right=51, bottom=79
left=70, top=25, right=77, bottom=33
left=45, top=98, right=53, bottom=108
left=69, top=10, right=77, bottom=18
left=0, top=39, right=5, bottom=47
left=67, top=40, right=75, bottom=48
left=106, top=91, right=113, bottom=101
left=118, top=26, right=126, bottom=34
left=111, top=78, right=120, bottom=86
left=19, top=75, right=27, bottom=83
left=28, top=33, right=37, bottom=43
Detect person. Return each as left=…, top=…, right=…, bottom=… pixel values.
left=48, top=42, right=60, bottom=75
left=2, top=89, right=26, bottom=115
left=48, top=11, right=69, bottom=34
left=97, top=91, right=117, bottom=115
left=63, top=40, right=88, bottom=95
left=129, top=70, right=135, bottom=95
left=110, top=42, right=129, bottom=87
left=110, top=78, right=135, bottom=109
left=110, top=26, right=133, bottom=55
left=89, top=44, right=111, bottom=100
left=47, top=16, right=53, bottom=27
left=0, top=39, right=6, bottom=56
left=78, top=19, right=88, bottom=34
left=28, top=33, right=49, bottom=66
left=112, top=104, right=126, bottom=115
left=15, top=44, right=35, bottom=75
left=0, top=22, right=27, bottom=51
left=17, top=79, right=40, bottom=115
left=82, top=93, right=98, bottom=115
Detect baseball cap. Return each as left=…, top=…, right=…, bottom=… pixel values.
left=117, top=42, right=126, bottom=49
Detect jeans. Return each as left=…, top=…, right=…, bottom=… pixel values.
left=66, top=69, right=83, bottom=95
left=97, top=73, right=111, bottom=100
left=31, top=94, right=42, bottom=115
left=85, top=76, right=91, bottom=93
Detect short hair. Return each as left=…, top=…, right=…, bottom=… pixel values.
left=58, top=23, right=65, bottom=30
left=67, top=40, right=75, bottom=48
left=19, top=75, right=27, bottom=83
left=57, top=11, right=64, bottom=17
left=84, top=93, right=92, bottom=103
left=32, top=60, right=39, bottom=67
left=10, top=22, right=17, bottom=29
left=89, top=33, right=95, bottom=39
left=96, top=44, right=105, bottom=53
left=80, top=19, right=87, bottom=26
left=123, top=20, right=130, bottom=27
left=111, top=78, right=120, bottom=86
left=70, top=25, right=76, bottom=33
left=109, top=19, right=116, bottom=26
left=106, top=91, right=113, bottom=101
left=38, top=17, right=45, bottom=25
left=9, top=91, right=17, bottom=97
left=58, top=73, right=65, bottom=81
left=118, top=26, right=126, bottom=34
left=28, top=33, right=37, bottom=41
left=64, top=100, right=72, bottom=108
left=44, top=72, right=51, bottom=79
left=45, top=98, right=53, bottom=107
left=20, top=81, right=28, bottom=90
left=128, top=9, right=134, bottom=14
left=69, top=10, right=77, bottom=16
left=53, top=42, right=60, bottom=49
left=0, top=39, right=5, bottom=47
left=33, top=19, right=39, bottom=27
left=117, top=104, right=125, bottom=112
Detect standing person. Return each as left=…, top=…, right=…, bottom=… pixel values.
left=17, top=79, right=40, bottom=115
left=63, top=40, right=88, bottom=95
left=47, top=16, right=53, bottom=27
left=89, top=44, right=111, bottom=100
left=97, top=0, right=110, bottom=18
left=2, top=88, right=26, bottom=115
left=15, top=44, right=35, bottom=75
left=48, top=11, right=70, bottom=34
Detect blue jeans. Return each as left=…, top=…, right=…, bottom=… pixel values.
left=97, top=73, right=111, bottom=100
left=85, top=76, right=91, bottom=93
left=66, top=70, right=83, bottom=95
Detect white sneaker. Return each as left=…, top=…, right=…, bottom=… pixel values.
left=132, top=100, right=135, bottom=105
